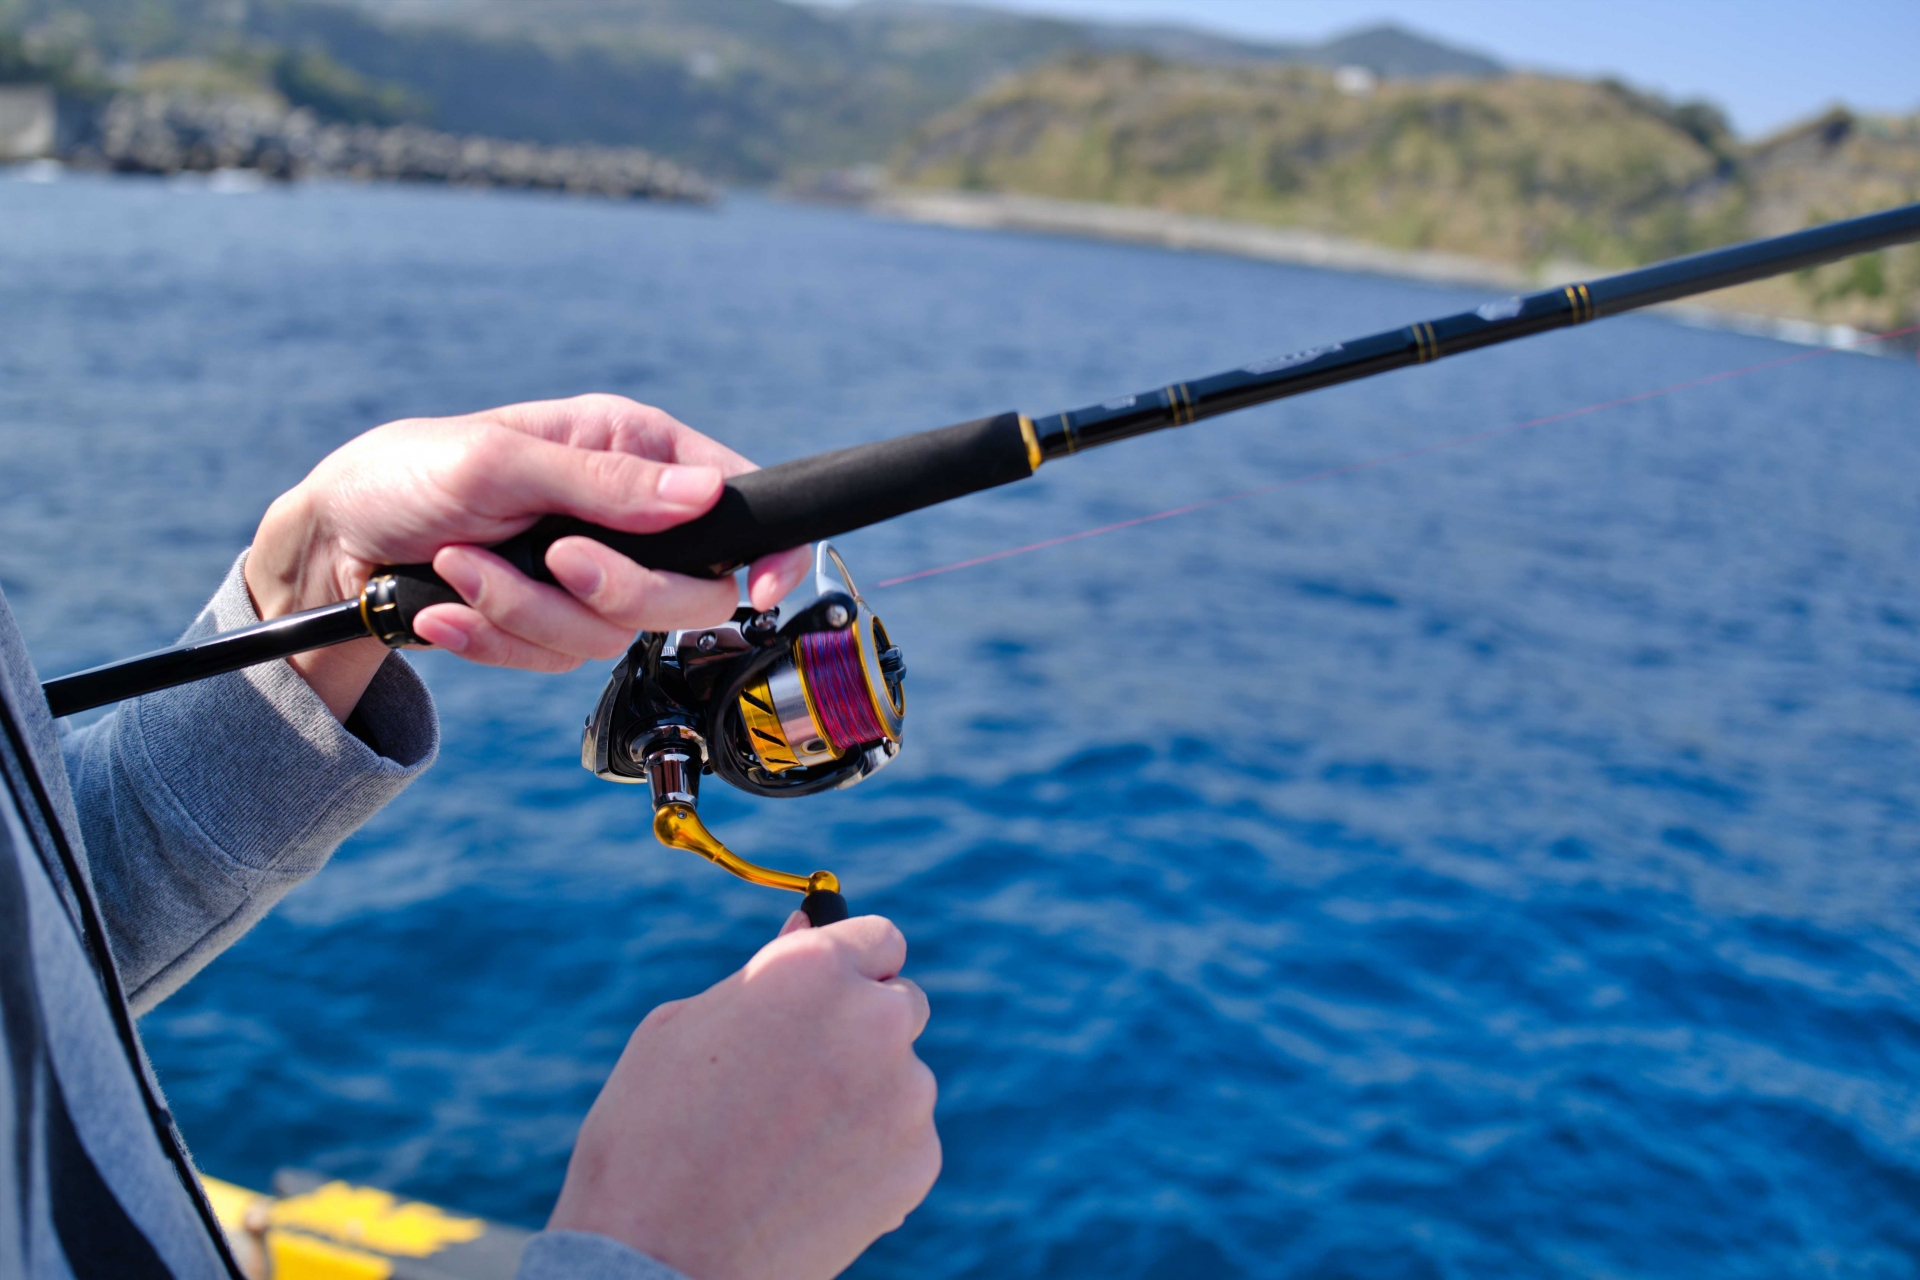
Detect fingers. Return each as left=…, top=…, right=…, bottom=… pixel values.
left=484, top=394, right=758, bottom=477
left=461, top=399, right=821, bottom=618
left=775, top=919, right=927, bottom=1040
left=747, top=546, right=814, bottom=612
left=317, top=396, right=832, bottom=690
left=465, top=429, right=726, bottom=536
left=544, top=538, right=740, bottom=633
left=424, top=541, right=740, bottom=670
left=551, top=529, right=807, bottom=619
left=435, top=545, right=635, bottom=660
left=826, top=915, right=908, bottom=982
left=880, top=976, right=931, bottom=1041
left=429, top=532, right=811, bottom=669
left=409, top=604, right=584, bottom=672
left=433, top=531, right=808, bottom=668
left=752, top=915, right=907, bottom=984
left=639, top=998, right=687, bottom=1033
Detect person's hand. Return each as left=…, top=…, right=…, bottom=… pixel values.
left=548, top=913, right=940, bottom=1280
left=244, top=395, right=812, bottom=719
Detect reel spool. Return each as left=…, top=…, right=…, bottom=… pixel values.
left=581, top=543, right=904, bottom=924
left=737, top=608, right=903, bottom=775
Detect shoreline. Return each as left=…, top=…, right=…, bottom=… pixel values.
left=869, top=189, right=1893, bottom=357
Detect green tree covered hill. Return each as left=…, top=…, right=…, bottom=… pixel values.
left=891, top=55, right=1920, bottom=331
left=0, top=0, right=1501, bottom=178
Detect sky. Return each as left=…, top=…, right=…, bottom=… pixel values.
left=820, top=0, right=1920, bottom=139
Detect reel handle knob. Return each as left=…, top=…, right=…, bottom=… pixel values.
left=801, top=889, right=850, bottom=927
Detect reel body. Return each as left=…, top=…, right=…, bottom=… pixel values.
left=582, top=543, right=904, bottom=920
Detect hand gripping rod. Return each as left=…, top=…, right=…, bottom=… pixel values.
left=43, top=200, right=1920, bottom=718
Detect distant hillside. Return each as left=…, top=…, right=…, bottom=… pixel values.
left=324, top=1, right=1502, bottom=79
left=388, top=1, right=1504, bottom=76
left=0, top=0, right=1504, bottom=179
left=1712, top=109, right=1920, bottom=329
left=891, top=55, right=1920, bottom=332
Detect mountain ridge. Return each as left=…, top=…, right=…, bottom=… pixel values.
left=1, top=0, right=1506, bottom=177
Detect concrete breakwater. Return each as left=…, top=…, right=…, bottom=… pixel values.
left=62, top=94, right=714, bottom=203
left=0, top=86, right=56, bottom=162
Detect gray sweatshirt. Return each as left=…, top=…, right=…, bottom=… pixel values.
left=0, top=558, right=686, bottom=1280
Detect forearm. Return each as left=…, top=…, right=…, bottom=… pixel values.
left=61, top=554, right=437, bottom=1012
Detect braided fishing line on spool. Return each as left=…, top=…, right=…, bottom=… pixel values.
left=797, top=628, right=888, bottom=752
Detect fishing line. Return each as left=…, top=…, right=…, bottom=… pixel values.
left=874, top=322, right=1920, bottom=590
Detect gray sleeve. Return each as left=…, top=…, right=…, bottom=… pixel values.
left=516, top=1231, right=694, bottom=1280
left=58, top=554, right=438, bottom=1014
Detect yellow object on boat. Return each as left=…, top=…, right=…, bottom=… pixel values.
left=202, top=1172, right=527, bottom=1280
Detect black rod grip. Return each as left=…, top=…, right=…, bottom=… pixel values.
left=371, top=411, right=1032, bottom=644
left=801, top=889, right=850, bottom=927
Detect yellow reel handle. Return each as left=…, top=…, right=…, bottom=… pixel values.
left=652, top=804, right=848, bottom=924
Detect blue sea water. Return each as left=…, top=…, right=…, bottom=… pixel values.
left=4, top=170, right=1920, bottom=1278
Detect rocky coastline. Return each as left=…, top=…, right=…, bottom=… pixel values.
left=868, top=188, right=1912, bottom=358
left=59, top=93, right=714, bottom=203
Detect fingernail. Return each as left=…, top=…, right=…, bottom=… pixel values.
left=656, top=464, right=722, bottom=508
left=548, top=542, right=605, bottom=599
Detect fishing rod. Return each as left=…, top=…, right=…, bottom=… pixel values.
left=40, top=200, right=1920, bottom=924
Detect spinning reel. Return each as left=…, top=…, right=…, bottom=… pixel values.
left=581, top=543, right=905, bottom=925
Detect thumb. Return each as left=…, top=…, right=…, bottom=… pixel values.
left=487, top=433, right=724, bottom=534
left=777, top=909, right=811, bottom=938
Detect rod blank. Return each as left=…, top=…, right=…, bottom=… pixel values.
left=1031, top=201, right=1920, bottom=458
